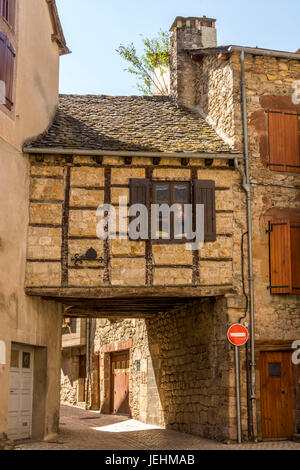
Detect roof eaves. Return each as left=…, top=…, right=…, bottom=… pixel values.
left=46, top=0, right=71, bottom=55
left=188, top=45, right=300, bottom=60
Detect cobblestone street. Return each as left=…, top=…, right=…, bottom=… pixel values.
left=16, top=406, right=300, bottom=451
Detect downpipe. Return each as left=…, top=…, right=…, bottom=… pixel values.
left=233, top=49, right=257, bottom=441
left=86, top=318, right=91, bottom=409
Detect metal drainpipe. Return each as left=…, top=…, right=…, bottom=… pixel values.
left=86, top=318, right=91, bottom=409
left=234, top=49, right=257, bottom=440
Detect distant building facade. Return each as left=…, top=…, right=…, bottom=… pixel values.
left=0, top=0, right=69, bottom=441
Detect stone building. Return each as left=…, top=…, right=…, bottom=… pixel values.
left=0, top=0, right=69, bottom=441
left=24, top=16, right=300, bottom=442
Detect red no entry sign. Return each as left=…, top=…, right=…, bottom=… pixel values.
left=227, top=324, right=249, bottom=346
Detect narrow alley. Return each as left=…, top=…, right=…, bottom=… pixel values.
left=16, top=406, right=300, bottom=451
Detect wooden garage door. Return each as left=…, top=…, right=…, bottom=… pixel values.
left=111, top=351, right=130, bottom=416
left=260, top=351, right=295, bottom=439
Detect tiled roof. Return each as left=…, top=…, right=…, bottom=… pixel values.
left=25, top=94, right=234, bottom=154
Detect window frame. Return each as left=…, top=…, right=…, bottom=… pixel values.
left=152, top=181, right=191, bottom=244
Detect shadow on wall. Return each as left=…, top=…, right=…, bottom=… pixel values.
left=145, top=297, right=232, bottom=442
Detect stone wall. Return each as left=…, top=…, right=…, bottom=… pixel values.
left=195, top=55, right=236, bottom=148
left=93, top=318, right=164, bottom=425
left=61, top=349, right=81, bottom=406
left=88, top=296, right=246, bottom=442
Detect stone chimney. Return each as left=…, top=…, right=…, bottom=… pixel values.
left=170, top=16, right=217, bottom=106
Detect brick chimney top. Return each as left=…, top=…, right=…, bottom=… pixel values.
left=169, top=16, right=217, bottom=105
left=170, top=16, right=216, bottom=32
left=170, top=16, right=217, bottom=50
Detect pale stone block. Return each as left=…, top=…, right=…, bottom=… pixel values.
left=30, top=178, right=64, bottom=200
left=71, top=167, right=104, bottom=187
left=152, top=244, right=192, bottom=265
left=197, top=169, right=238, bottom=186
left=111, top=258, right=145, bottom=286
left=28, top=227, right=61, bottom=260
left=111, top=239, right=145, bottom=256
left=26, top=262, right=61, bottom=287
left=111, top=187, right=130, bottom=205
left=200, top=238, right=233, bottom=259
left=153, top=267, right=192, bottom=285
left=111, top=168, right=145, bottom=185
left=69, top=210, right=98, bottom=237
left=69, top=188, right=104, bottom=207
left=68, top=269, right=104, bottom=287
left=29, top=203, right=62, bottom=225
left=199, top=260, right=232, bottom=285
left=153, top=168, right=190, bottom=180
left=31, top=166, right=64, bottom=177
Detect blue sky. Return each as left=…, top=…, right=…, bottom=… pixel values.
left=56, top=0, right=300, bottom=96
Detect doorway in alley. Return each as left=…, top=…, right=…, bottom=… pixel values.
left=110, top=350, right=130, bottom=416
left=260, top=351, right=295, bottom=439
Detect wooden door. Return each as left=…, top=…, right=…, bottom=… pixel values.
left=260, top=351, right=295, bottom=439
left=111, top=351, right=130, bottom=416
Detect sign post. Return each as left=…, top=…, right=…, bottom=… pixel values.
left=227, top=324, right=249, bottom=444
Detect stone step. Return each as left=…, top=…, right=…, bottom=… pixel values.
left=292, top=434, right=300, bottom=443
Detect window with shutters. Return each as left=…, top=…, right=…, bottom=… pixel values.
left=267, top=109, right=300, bottom=173
left=0, top=32, right=15, bottom=110
left=268, top=220, right=300, bottom=295
left=129, top=178, right=216, bottom=243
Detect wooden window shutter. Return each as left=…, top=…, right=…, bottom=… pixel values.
left=130, top=178, right=150, bottom=206
left=0, top=32, right=5, bottom=83
left=268, top=110, right=300, bottom=173
left=284, top=112, right=300, bottom=172
left=193, top=180, right=216, bottom=242
left=129, top=178, right=150, bottom=240
left=290, top=222, right=300, bottom=295
left=0, top=32, right=15, bottom=110
left=268, top=220, right=291, bottom=294
left=4, top=37, right=15, bottom=110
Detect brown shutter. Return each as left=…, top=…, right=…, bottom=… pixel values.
left=4, top=37, right=15, bottom=110
left=268, top=110, right=300, bottom=173
left=193, top=180, right=216, bottom=242
left=0, top=32, right=6, bottom=82
left=0, top=33, right=15, bottom=110
left=130, top=178, right=150, bottom=206
left=268, top=110, right=286, bottom=171
left=269, top=220, right=291, bottom=294
left=290, top=222, right=300, bottom=295
left=284, top=112, right=300, bottom=173
left=129, top=178, right=150, bottom=240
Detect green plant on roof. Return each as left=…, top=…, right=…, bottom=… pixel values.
left=116, top=30, right=171, bottom=96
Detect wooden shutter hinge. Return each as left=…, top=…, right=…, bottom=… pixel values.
left=266, top=222, right=288, bottom=233
left=267, top=286, right=289, bottom=290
